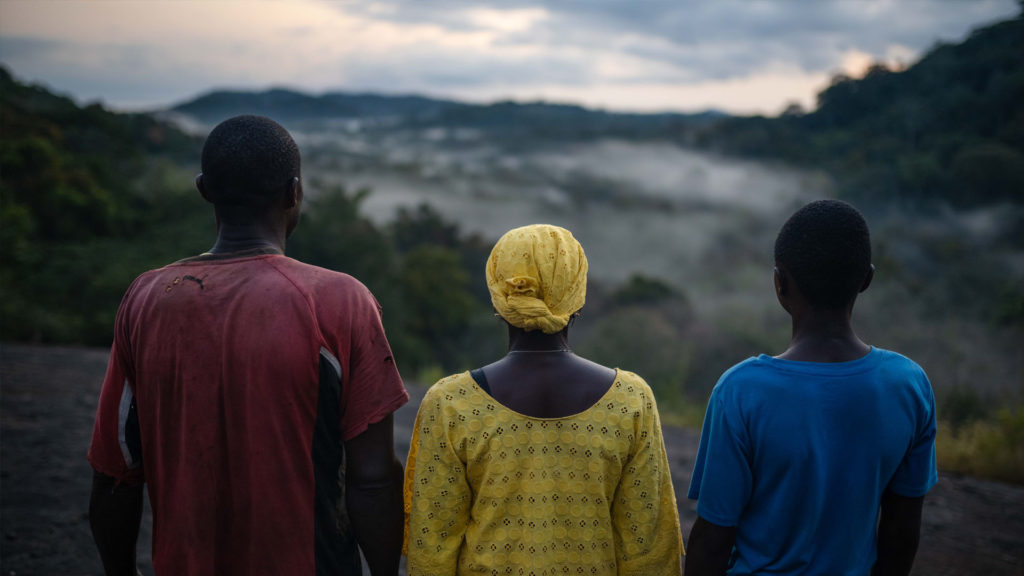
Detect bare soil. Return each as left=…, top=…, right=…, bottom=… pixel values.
left=2, top=343, right=1021, bottom=575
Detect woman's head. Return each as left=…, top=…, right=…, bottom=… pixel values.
left=486, top=224, right=588, bottom=334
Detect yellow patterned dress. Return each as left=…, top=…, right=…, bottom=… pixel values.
left=404, top=369, right=683, bottom=576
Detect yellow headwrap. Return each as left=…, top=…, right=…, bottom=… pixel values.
left=486, top=224, right=588, bottom=334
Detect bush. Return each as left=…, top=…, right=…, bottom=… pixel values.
left=936, top=407, right=1024, bottom=484
left=940, top=385, right=990, bottom=431
left=577, top=306, right=691, bottom=408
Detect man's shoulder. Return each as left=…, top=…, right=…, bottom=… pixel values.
left=123, top=263, right=182, bottom=295
left=132, top=255, right=367, bottom=291
left=125, top=256, right=378, bottom=315
left=270, top=256, right=368, bottom=290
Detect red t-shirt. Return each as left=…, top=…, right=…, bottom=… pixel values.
left=88, top=251, right=409, bottom=575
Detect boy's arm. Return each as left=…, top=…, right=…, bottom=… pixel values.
left=685, top=379, right=750, bottom=576
left=684, top=515, right=736, bottom=576
left=874, top=364, right=933, bottom=576
left=89, top=471, right=144, bottom=576
left=871, top=490, right=924, bottom=576
left=346, top=414, right=405, bottom=576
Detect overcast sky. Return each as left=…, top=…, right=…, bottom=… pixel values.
left=0, top=0, right=1018, bottom=114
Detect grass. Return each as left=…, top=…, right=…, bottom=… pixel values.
left=936, top=408, right=1024, bottom=485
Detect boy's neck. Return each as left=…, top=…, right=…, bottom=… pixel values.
left=777, top=307, right=871, bottom=363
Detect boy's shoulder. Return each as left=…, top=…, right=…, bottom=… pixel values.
left=712, top=347, right=931, bottom=401
left=867, top=348, right=933, bottom=399
left=712, top=356, right=773, bottom=393
left=869, top=346, right=927, bottom=374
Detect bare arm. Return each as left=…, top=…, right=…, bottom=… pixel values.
left=89, top=471, right=143, bottom=576
left=684, top=515, right=736, bottom=576
left=872, top=491, right=924, bottom=576
left=345, top=414, right=404, bottom=576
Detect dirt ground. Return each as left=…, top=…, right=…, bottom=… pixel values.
left=2, top=343, right=1022, bottom=575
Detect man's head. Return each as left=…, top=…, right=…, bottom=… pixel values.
left=774, top=199, right=873, bottom=310
left=197, top=115, right=302, bottom=231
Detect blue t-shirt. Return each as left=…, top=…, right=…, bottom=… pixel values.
left=687, top=347, right=937, bottom=576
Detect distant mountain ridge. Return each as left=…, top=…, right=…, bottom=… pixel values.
left=170, top=87, right=728, bottom=137
left=172, top=88, right=456, bottom=122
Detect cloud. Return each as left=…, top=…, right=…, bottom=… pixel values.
left=381, top=0, right=1018, bottom=79
left=0, top=0, right=1017, bottom=113
left=317, top=0, right=1019, bottom=109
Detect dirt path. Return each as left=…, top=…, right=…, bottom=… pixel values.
left=2, top=343, right=1021, bottom=575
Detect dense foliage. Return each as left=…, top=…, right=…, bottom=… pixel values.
left=696, top=10, right=1024, bottom=208
left=0, top=67, right=205, bottom=343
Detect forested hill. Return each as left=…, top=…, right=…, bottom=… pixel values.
left=0, top=65, right=199, bottom=243
left=172, top=88, right=455, bottom=122
left=0, top=66, right=205, bottom=343
left=696, top=9, right=1024, bottom=208
left=170, top=88, right=726, bottom=138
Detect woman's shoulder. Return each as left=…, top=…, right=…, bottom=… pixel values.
left=614, top=369, right=653, bottom=392
left=421, top=371, right=483, bottom=406
left=609, top=369, right=660, bottom=412
left=432, top=370, right=474, bottom=388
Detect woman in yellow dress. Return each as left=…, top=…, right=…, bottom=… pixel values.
left=404, top=224, right=683, bottom=575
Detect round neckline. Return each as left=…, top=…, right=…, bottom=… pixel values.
left=757, top=346, right=880, bottom=374
left=462, top=368, right=623, bottom=421
left=174, top=248, right=283, bottom=264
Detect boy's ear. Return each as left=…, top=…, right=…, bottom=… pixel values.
left=859, top=264, right=875, bottom=293
left=773, top=266, right=794, bottom=314
left=774, top=267, right=787, bottom=296
left=196, top=173, right=212, bottom=203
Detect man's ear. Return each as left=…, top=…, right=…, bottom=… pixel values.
left=283, top=176, right=300, bottom=209
left=196, top=173, right=212, bottom=203
left=859, top=264, right=875, bottom=293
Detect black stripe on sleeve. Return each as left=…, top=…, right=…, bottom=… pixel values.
left=313, top=347, right=362, bottom=576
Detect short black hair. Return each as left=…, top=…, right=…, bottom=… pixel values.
left=200, top=115, right=300, bottom=207
left=774, top=199, right=872, bottom=308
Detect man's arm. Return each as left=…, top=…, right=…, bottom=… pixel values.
left=89, top=471, right=143, bottom=576
left=346, top=414, right=404, bottom=576
left=871, top=490, right=924, bottom=576
left=684, top=515, right=736, bottom=576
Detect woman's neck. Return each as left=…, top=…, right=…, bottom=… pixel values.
left=506, top=325, right=571, bottom=353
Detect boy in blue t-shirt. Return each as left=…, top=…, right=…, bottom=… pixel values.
left=686, top=200, right=938, bottom=576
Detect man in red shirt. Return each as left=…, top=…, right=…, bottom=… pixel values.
left=88, top=115, right=409, bottom=575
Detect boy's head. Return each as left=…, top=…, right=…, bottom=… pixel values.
left=199, top=115, right=301, bottom=210
left=774, top=199, right=872, bottom=309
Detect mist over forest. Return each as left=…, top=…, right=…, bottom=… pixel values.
left=2, top=9, right=1022, bottom=482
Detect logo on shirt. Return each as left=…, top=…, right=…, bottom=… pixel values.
left=165, top=275, right=208, bottom=293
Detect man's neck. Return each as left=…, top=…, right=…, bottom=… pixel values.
left=207, top=219, right=286, bottom=255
